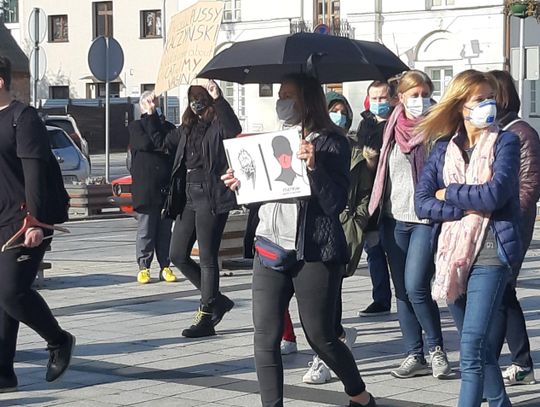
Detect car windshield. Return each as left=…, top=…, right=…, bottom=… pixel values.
left=48, top=129, right=72, bottom=149
left=46, top=119, right=75, bottom=134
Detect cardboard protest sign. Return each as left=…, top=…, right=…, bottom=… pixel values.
left=155, top=1, right=224, bottom=95
left=223, top=129, right=312, bottom=205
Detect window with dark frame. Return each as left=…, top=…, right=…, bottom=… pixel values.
left=96, top=82, right=120, bottom=98
left=49, top=86, right=70, bottom=99
left=223, top=0, right=241, bottom=22
left=140, top=10, right=162, bottom=38
left=141, top=84, right=155, bottom=93
left=48, top=15, right=68, bottom=42
left=1, top=0, right=18, bottom=23
left=259, top=83, right=273, bottom=97
left=93, top=1, right=113, bottom=38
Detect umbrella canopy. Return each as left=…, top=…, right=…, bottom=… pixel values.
left=198, top=33, right=409, bottom=84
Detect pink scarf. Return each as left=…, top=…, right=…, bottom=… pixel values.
left=368, top=104, right=424, bottom=215
left=394, top=110, right=423, bottom=153
left=432, top=128, right=499, bottom=303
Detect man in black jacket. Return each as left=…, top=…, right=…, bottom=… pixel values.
left=0, top=57, right=74, bottom=392
left=129, top=91, right=176, bottom=284
left=356, top=81, right=395, bottom=317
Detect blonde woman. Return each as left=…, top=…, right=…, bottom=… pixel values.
left=415, top=70, right=519, bottom=406
left=368, top=70, right=450, bottom=379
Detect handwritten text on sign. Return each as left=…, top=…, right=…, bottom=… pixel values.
left=155, top=1, right=224, bottom=95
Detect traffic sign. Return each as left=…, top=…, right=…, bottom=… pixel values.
left=88, top=36, right=124, bottom=82
left=28, top=8, right=47, bottom=44
left=313, top=24, right=330, bottom=35
left=29, top=48, right=47, bottom=80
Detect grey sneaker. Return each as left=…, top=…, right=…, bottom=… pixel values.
left=391, top=354, right=430, bottom=378
left=429, top=346, right=452, bottom=379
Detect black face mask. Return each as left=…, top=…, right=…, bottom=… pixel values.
left=190, top=99, right=208, bottom=114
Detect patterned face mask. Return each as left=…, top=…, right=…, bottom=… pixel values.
left=190, top=99, right=208, bottom=114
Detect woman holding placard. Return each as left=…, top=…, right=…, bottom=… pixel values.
left=222, top=74, right=375, bottom=407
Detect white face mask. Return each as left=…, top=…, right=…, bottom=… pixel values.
left=465, top=99, right=497, bottom=129
left=405, top=96, right=431, bottom=118
left=276, top=99, right=300, bottom=125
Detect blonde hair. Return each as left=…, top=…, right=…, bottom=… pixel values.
left=396, top=70, right=434, bottom=95
left=417, top=70, right=498, bottom=143
left=139, top=90, right=154, bottom=114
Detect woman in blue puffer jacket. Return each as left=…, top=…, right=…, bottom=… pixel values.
left=415, top=70, right=521, bottom=407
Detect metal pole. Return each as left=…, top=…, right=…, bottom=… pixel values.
left=33, top=8, right=39, bottom=107
left=518, top=17, right=524, bottom=116
left=105, top=37, right=110, bottom=182
left=321, top=0, right=326, bottom=25
left=162, top=0, right=168, bottom=117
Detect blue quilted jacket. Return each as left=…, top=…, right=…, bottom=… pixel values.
left=414, top=131, right=522, bottom=267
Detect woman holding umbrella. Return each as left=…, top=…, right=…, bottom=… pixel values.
left=222, top=74, right=375, bottom=407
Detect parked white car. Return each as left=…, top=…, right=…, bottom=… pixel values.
left=47, top=125, right=90, bottom=184
left=43, top=114, right=89, bottom=159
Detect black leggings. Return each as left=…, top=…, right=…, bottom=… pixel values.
left=0, top=239, right=65, bottom=374
left=253, top=256, right=365, bottom=407
left=169, top=182, right=228, bottom=307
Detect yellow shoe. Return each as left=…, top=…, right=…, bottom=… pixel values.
left=159, top=267, right=177, bottom=282
left=137, top=269, right=151, bottom=284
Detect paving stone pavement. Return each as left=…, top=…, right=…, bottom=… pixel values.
left=1, top=217, right=539, bottom=407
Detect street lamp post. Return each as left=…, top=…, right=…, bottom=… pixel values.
left=162, top=0, right=168, bottom=117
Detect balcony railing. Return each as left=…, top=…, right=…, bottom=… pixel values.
left=290, top=19, right=355, bottom=39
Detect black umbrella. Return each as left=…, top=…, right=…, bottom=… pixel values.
left=198, top=32, right=409, bottom=84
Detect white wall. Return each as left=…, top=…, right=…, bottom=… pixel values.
left=19, top=0, right=180, bottom=100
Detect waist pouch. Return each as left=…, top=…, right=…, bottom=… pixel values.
left=254, top=236, right=299, bottom=272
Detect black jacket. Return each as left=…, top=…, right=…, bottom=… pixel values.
left=297, top=131, right=351, bottom=263
left=163, top=97, right=242, bottom=218
left=128, top=113, right=176, bottom=213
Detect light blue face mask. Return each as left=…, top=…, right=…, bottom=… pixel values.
left=330, top=111, right=347, bottom=128
left=369, top=101, right=391, bottom=118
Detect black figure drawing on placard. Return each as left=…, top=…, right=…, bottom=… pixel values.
left=237, top=148, right=256, bottom=188
left=271, top=135, right=302, bottom=186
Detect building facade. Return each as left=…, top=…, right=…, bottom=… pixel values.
left=3, top=0, right=539, bottom=131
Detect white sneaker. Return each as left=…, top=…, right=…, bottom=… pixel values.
left=302, top=355, right=332, bottom=384
left=341, top=327, right=357, bottom=351
left=502, top=364, right=536, bottom=386
left=280, top=340, right=298, bottom=355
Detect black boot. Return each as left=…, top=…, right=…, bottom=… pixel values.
left=0, top=370, right=17, bottom=393
left=46, top=332, right=76, bottom=382
left=212, top=294, right=235, bottom=327
left=182, top=306, right=216, bottom=338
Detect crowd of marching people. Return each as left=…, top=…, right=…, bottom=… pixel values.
left=1, top=52, right=539, bottom=407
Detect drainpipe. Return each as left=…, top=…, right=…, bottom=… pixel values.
left=503, top=11, right=511, bottom=71
left=374, top=0, right=382, bottom=42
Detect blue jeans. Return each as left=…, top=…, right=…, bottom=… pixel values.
left=364, top=232, right=391, bottom=308
left=448, top=265, right=511, bottom=407
left=382, top=218, right=443, bottom=356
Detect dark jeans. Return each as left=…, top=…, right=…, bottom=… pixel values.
left=382, top=217, right=443, bottom=356
left=0, top=241, right=66, bottom=375
left=492, top=279, right=533, bottom=369
left=253, top=256, right=365, bottom=407
left=448, top=265, right=511, bottom=407
left=136, top=206, right=173, bottom=270
left=169, top=182, right=228, bottom=307
left=364, top=231, right=391, bottom=308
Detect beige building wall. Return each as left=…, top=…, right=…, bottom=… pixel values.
left=19, top=0, right=179, bottom=100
